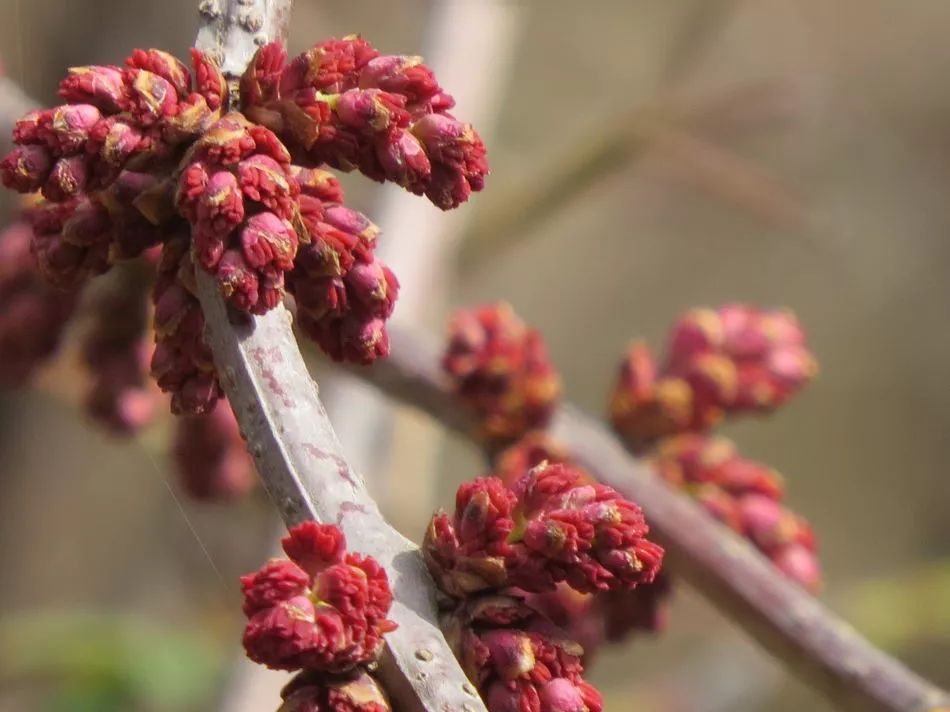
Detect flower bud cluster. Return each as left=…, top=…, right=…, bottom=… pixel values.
left=277, top=669, right=391, bottom=712
left=173, top=400, right=255, bottom=501
left=2, top=39, right=487, bottom=415
left=442, top=304, right=562, bottom=442
left=2, top=49, right=224, bottom=200
left=492, top=434, right=672, bottom=658
left=442, top=594, right=603, bottom=712
left=288, top=167, right=399, bottom=364
left=0, top=206, right=78, bottom=384
left=79, top=266, right=159, bottom=434
left=649, top=434, right=820, bottom=590
left=175, top=113, right=301, bottom=314
left=240, top=522, right=396, bottom=685
left=426, top=463, right=663, bottom=597
left=150, top=235, right=221, bottom=414
left=424, top=464, right=663, bottom=711
left=610, top=305, right=817, bottom=448
left=241, top=36, right=488, bottom=210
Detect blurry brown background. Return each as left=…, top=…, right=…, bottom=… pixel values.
left=1, top=1, right=948, bottom=710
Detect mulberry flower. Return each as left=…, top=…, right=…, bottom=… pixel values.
left=610, top=305, right=817, bottom=447
left=173, top=401, right=256, bottom=500
left=443, top=303, right=562, bottom=442
left=240, top=37, right=488, bottom=209
left=240, top=522, right=396, bottom=672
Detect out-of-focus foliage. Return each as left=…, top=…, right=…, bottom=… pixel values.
left=0, top=611, right=223, bottom=711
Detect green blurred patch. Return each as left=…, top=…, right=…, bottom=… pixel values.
left=0, top=610, right=224, bottom=712
left=843, top=561, right=950, bottom=651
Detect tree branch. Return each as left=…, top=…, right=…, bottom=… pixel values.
left=345, top=323, right=950, bottom=712
left=191, top=4, right=489, bottom=711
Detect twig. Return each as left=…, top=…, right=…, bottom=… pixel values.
left=192, top=5, right=489, bottom=711
left=344, top=323, right=950, bottom=712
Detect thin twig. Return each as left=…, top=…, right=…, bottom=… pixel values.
left=192, top=4, right=489, bottom=711
left=344, top=323, right=950, bottom=712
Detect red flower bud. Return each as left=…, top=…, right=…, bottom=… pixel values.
left=1, top=144, right=54, bottom=192
left=43, top=155, right=90, bottom=202
left=242, top=522, right=396, bottom=673
left=410, top=114, right=488, bottom=209
left=58, top=65, right=128, bottom=112
left=278, top=669, right=391, bottom=712
left=612, top=305, right=818, bottom=445
left=443, top=303, right=562, bottom=443
left=493, top=433, right=578, bottom=488
left=39, top=104, right=102, bottom=155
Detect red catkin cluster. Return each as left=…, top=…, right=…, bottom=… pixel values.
left=442, top=303, right=562, bottom=442
left=649, top=434, right=820, bottom=590
left=492, top=434, right=671, bottom=658
left=610, top=305, right=817, bottom=448
left=175, top=113, right=300, bottom=314
left=241, top=522, right=396, bottom=678
left=2, top=49, right=225, bottom=201
left=443, top=595, right=603, bottom=712
left=277, top=669, right=390, bottom=712
left=2, top=39, right=487, bottom=413
left=288, top=167, right=399, bottom=364
left=173, top=400, right=255, bottom=501
left=425, top=463, right=663, bottom=597
left=424, top=465, right=663, bottom=711
left=240, top=36, right=488, bottom=210
left=79, top=265, right=159, bottom=434
left=0, top=206, right=79, bottom=384
left=150, top=235, right=221, bottom=414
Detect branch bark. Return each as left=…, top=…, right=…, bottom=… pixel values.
left=191, top=3, right=489, bottom=711
left=345, top=323, right=950, bottom=712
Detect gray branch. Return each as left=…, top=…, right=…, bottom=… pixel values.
left=192, top=3, right=488, bottom=711
left=347, top=323, right=950, bottom=712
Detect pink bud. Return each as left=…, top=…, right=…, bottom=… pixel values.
left=43, top=155, right=89, bottom=202
left=59, top=65, right=128, bottom=112
left=241, top=212, right=298, bottom=271
left=1, top=144, right=54, bottom=192
left=38, top=104, right=102, bottom=155
left=336, top=88, right=409, bottom=133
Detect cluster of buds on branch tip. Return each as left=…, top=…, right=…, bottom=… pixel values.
left=607, top=304, right=822, bottom=591
left=0, top=36, right=487, bottom=504
left=610, top=304, right=817, bottom=450
left=649, top=434, right=820, bottom=590
left=443, top=303, right=561, bottom=443
left=241, top=522, right=396, bottom=711
left=424, top=459, right=664, bottom=711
